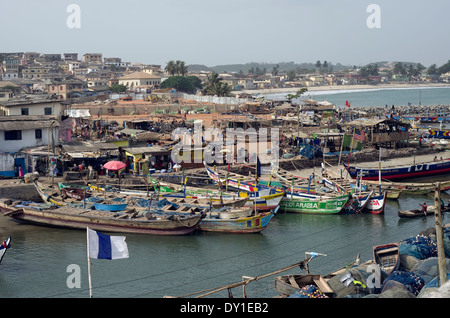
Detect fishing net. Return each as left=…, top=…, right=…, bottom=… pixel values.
left=381, top=271, right=424, bottom=296
left=287, top=285, right=329, bottom=298
left=444, top=227, right=450, bottom=258
left=399, top=235, right=437, bottom=260
left=326, top=264, right=382, bottom=298
left=363, top=280, right=415, bottom=298
left=412, top=257, right=450, bottom=285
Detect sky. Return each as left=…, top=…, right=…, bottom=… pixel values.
left=2, top=0, right=450, bottom=68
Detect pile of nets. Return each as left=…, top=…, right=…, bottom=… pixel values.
left=412, top=257, right=450, bottom=285
left=399, top=235, right=437, bottom=261
left=380, top=271, right=425, bottom=296
left=287, top=285, right=329, bottom=298
left=326, top=264, right=385, bottom=298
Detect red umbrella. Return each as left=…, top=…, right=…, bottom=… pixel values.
left=103, top=160, right=126, bottom=171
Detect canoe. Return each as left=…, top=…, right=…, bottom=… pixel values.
left=204, top=162, right=315, bottom=195
left=0, top=199, right=204, bottom=236
left=274, top=274, right=335, bottom=297
left=279, top=193, right=349, bottom=214
left=398, top=209, right=430, bottom=218
left=343, top=159, right=450, bottom=181
left=197, top=211, right=275, bottom=233
left=0, top=237, right=11, bottom=264
left=93, top=200, right=128, bottom=212
left=373, top=243, right=400, bottom=275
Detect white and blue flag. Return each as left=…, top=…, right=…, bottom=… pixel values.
left=87, top=228, right=129, bottom=260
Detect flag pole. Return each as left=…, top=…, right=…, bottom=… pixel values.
left=86, top=227, right=93, bottom=298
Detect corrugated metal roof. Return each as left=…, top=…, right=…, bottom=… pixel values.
left=0, top=116, right=59, bottom=130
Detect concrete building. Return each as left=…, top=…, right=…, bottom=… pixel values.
left=118, top=71, right=161, bottom=89
left=0, top=99, right=63, bottom=118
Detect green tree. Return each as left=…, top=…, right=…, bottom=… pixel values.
left=271, top=64, right=279, bottom=76
left=160, top=76, right=202, bottom=94
left=202, top=72, right=232, bottom=97
left=428, top=64, right=438, bottom=75
left=176, top=60, right=188, bottom=76
left=165, top=60, right=176, bottom=76
left=286, top=88, right=308, bottom=103
left=109, top=84, right=127, bottom=93
left=286, top=70, right=296, bottom=81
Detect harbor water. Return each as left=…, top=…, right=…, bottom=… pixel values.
left=1, top=87, right=450, bottom=299
left=0, top=189, right=448, bottom=298
left=266, top=86, right=450, bottom=109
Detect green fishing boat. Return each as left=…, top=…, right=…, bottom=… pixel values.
left=279, top=193, right=350, bottom=214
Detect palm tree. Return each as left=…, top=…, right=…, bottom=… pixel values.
left=176, top=60, right=188, bottom=76
left=202, top=72, right=232, bottom=97
left=165, top=60, right=176, bottom=76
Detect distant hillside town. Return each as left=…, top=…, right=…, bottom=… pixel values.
left=1, top=52, right=450, bottom=103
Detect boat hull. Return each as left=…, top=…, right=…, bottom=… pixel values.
left=363, top=192, right=386, bottom=215
left=279, top=194, right=349, bottom=214
left=344, top=160, right=450, bottom=181
left=0, top=201, right=202, bottom=235
left=373, top=243, right=400, bottom=275
left=198, top=212, right=274, bottom=233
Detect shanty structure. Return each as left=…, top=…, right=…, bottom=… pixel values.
left=344, top=118, right=410, bottom=148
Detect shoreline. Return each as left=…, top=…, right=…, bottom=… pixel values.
left=234, top=83, right=450, bottom=96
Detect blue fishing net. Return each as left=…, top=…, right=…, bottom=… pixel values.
left=413, top=257, right=450, bottom=285
left=399, top=235, right=437, bottom=260
left=287, top=285, right=329, bottom=298
left=444, top=227, right=450, bottom=258
left=381, top=271, right=425, bottom=296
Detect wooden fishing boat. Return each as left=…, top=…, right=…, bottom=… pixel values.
left=204, top=162, right=315, bottom=195
left=373, top=243, right=400, bottom=275
left=274, top=274, right=335, bottom=297
left=93, top=198, right=128, bottom=212
left=398, top=209, right=429, bottom=218
left=365, top=179, right=450, bottom=196
left=343, top=159, right=450, bottom=181
left=279, top=193, right=349, bottom=214
left=363, top=191, right=387, bottom=215
left=196, top=211, right=275, bottom=233
left=0, top=199, right=204, bottom=236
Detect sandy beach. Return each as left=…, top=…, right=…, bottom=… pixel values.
left=234, top=83, right=450, bottom=96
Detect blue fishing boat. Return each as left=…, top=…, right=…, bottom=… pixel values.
left=93, top=198, right=128, bottom=211
left=343, top=159, right=450, bottom=181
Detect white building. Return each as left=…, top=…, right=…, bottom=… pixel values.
left=118, top=71, right=161, bottom=89
left=0, top=99, right=63, bottom=118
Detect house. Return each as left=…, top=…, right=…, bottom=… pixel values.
left=0, top=99, right=63, bottom=118
left=63, top=53, right=78, bottom=61
left=47, top=77, right=87, bottom=99
left=21, top=65, right=50, bottom=79
left=118, top=71, right=161, bottom=90
left=82, top=53, right=102, bottom=64
left=0, top=115, right=59, bottom=176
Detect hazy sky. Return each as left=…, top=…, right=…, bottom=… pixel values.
left=2, top=0, right=450, bottom=67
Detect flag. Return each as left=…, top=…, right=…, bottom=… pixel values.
left=346, top=100, right=351, bottom=108
left=256, top=156, right=261, bottom=178
left=87, top=228, right=129, bottom=260
left=354, top=129, right=366, bottom=142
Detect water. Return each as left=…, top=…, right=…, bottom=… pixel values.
left=1, top=87, right=450, bottom=299
left=0, top=192, right=448, bottom=298
left=265, top=86, right=450, bottom=109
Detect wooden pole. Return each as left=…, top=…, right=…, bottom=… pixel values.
left=434, top=182, right=447, bottom=286
left=86, top=227, right=93, bottom=298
